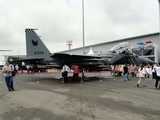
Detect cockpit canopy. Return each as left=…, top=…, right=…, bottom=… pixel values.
left=108, top=42, right=131, bottom=54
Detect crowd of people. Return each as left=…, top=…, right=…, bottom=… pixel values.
left=2, top=60, right=160, bottom=91
left=1, top=60, right=81, bottom=91
left=111, top=63, right=160, bottom=88
left=61, top=62, right=160, bottom=88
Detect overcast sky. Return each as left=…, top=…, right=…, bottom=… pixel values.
left=0, top=0, right=159, bottom=61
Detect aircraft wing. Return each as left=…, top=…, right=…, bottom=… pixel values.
left=51, top=53, right=111, bottom=71
left=13, top=57, right=44, bottom=61
left=52, top=52, right=101, bottom=58
left=8, top=55, right=44, bottom=62
left=51, top=53, right=103, bottom=62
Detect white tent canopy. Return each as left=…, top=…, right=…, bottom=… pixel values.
left=87, top=47, right=94, bottom=55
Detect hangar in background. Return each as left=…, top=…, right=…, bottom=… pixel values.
left=59, top=32, right=159, bottom=62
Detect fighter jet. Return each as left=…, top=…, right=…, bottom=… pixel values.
left=7, top=29, right=155, bottom=72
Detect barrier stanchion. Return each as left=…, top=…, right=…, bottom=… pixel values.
left=13, top=76, right=16, bottom=84
left=113, top=71, right=116, bottom=81
left=36, top=71, right=40, bottom=83
left=81, top=75, right=83, bottom=83
left=81, top=71, right=84, bottom=83
left=99, top=72, right=102, bottom=81
left=1, top=73, right=3, bottom=83
left=62, top=77, right=64, bottom=83
left=113, top=65, right=116, bottom=81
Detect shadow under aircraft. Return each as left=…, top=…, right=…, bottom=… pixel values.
left=7, top=29, right=155, bottom=72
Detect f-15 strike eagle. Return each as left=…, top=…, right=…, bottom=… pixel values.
left=7, top=29, right=155, bottom=72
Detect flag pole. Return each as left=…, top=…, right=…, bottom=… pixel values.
left=159, top=0, right=160, bottom=34
left=158, top=0, right=160, bottom=39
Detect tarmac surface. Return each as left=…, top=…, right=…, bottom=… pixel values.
left=0, top=71, right=160, bottom=120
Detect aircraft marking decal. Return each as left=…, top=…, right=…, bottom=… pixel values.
left=32, top=40, right=38, bottom=46
left=34, top=51, right=44, bottom=55
left=25, top=29, right=34, bottom=32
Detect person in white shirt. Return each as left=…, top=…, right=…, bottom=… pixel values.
left=145, top=65, right=152, bottom=78
left=2, top=61, right=15, bottom=91
left=155, top=63, right=160, bottom=88
left=15, top=64, right=19, bottom=74
left=151, top=63, right=157, bottom=79
left=61, top=64, right=70, bottom=83
left=26, top=65, right=30, bottom=74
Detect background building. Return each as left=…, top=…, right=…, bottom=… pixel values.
left=59, top=32, right=159, bottom=62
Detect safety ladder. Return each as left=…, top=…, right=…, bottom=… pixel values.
left=128, top=55, right=142, bottom=66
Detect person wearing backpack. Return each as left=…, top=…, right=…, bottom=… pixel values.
left=2, top=61, right=15, bottom=91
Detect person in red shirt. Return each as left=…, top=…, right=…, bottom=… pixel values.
left=72, top=65, right=80, bottom=82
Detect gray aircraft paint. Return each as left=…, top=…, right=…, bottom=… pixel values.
left=25, top=29, right=52, bottom=57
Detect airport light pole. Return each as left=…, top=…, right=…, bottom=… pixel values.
left=82, top=0, right=85, bottom=54
left=158, top=0, right=160, bottom=40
